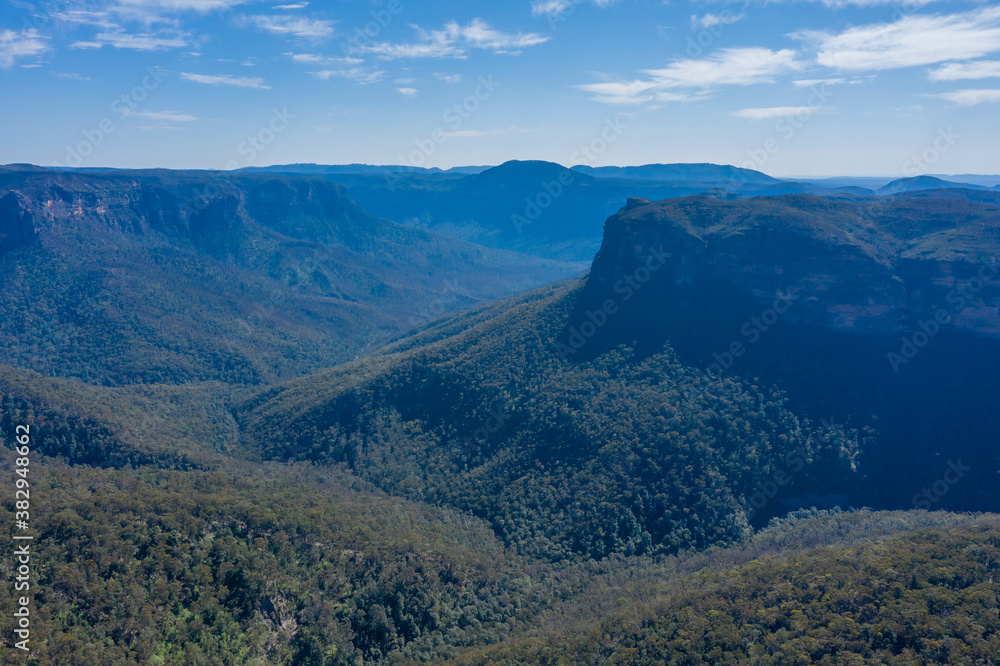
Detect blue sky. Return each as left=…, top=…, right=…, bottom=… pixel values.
left=1, top=0, right=999, bottom=176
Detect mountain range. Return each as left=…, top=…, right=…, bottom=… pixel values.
left=0, top=166, right=579, bottom=385
left=237, top=160, right=1000, bottom=262
left=1, top=163, right=998, bottom=663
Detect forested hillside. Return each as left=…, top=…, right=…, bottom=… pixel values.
left=0, top=167, right=579, bottom=385
left=0, top=173, right=997, bottom=663
left=238, top=282, right=862, bottom=561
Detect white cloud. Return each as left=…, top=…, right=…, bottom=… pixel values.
left=286, top=53, right=382, bottom=84
left=929, top=60, right=1000, bottom=81
left=732, top=105, right=817, bottom=119
left=358, top=18, right=548, bottom=59
left=116, top=0, right=245, bottom=9
left=248, top=14, right=334, bottom=39
left=396, top=87, right=418, bottom=95
left=931, top=88, right=1000, bottom=105
left=580, top=47, right=802, bottom=104
left=52, top=10, right=117, bottom=29
left=110, top=0, right=247, bottom=24
left=808, top=0, right=936, bottom=6
left=434, top=72, right=461, bottom=83
left=645, top=47, right=802, bottom=87
left=793, top=77, right=847, bottom=86
left=123, top=110, right=198, bottom=121
left=53, top=72, right=92, bottom=81
left=180, top=72, right=271, bottom=88
left=287, top=52, right=361, bottom=66
left=273, top=2, right=308, bottom=8
left=691, top=12, right=744, bottom=30
left=531, top=0, right=618, bottom=16
left=310, top=67, right=384, bottom=84
left=71, top=31, right=188, bottom=50
left=806, top=6, right=1000, bottom=71
left=0, top=29, right=48, bottom=69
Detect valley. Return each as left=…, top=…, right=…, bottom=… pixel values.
left=0, top=163, right=998, bottom=664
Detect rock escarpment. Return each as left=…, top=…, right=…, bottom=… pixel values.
left=583, top=193, right=1000, bottom=339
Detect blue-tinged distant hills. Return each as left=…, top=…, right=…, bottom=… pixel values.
left=878, top=175, right=992, bottom=195
left=0, top=166, right=579, bottom=384
left=570, top=162, right=780, bottom=185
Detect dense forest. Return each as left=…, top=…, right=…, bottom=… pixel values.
left=0, top=169, right=577, bottom=385
left=0, top=168, right=997, bottom=663
left=238, top=282, right=863, bottom=561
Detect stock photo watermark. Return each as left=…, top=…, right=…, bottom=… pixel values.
left=394, top=75, right=502, bottom=172
left=888, top=262, right=998, bottom=372
left=556, top=245, right=670, bottom=360
left=512, top=113, right=628, bottom=235
left=188, top=107, right=295, bottom=211
left=677, top=287, right=800, bottom=404
left=54, top=66, right=167, bottom=168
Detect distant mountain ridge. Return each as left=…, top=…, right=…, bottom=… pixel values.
left=0, top=168, right=578, bottom=384
left=877, top=175, right=991, bottom=194
left=291, top=160, right=865, bottom=262
left=570, top=162, right=780, bottom=185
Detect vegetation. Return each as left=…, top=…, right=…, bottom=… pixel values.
left=0, top=170, right=997, bottom=662
left=0, top=169, right=577, bottom=385
left=452, top=511, right=1000, bottom=665
left=238, top=283, right=862, bottom=561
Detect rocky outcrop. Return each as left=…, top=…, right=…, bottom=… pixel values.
left=583, top=194, right=1000, bottom=340
left=0, top=192, right=36, bottom=253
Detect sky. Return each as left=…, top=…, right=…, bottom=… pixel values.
left=1, top=0, right=999, bottom=176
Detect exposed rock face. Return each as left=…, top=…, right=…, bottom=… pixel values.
left=0, top=192, right=36, bottom=253
left=0, top=167, right=578, bottom=385
left=573, top=194, right=1000, bottom=515
left=583, top=194, right=1000, bottom=339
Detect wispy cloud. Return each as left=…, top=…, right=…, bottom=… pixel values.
left=247, top=14, right=334, bottom=39
left=732, top=105, right=818, bottom=119
left=0, top=29, right=48, bottom=69
left=929, top=60, right=1000, bottom=81
left=122, top=110, right=198, bottom=121
left=642, top=47, right=802, bottom=87
left=793, top=77, right=847, bottom=86
left=580, top=47, right=803, bottom=104
left=531, top=0, right=618, bottom=16
left=434, top=72, right=461, bottom=84
left=70, top=30, right=189, bottom=50
left=52, top=10, right=117, bottom=29
left=691, top=13, right=744, bottom=30
left=931, top=88, right=1000, bottom=106
left=358, top=18, right=548, bottom=59
left=783, top=0, right=937, bottom=6
left=396, top=87, right=418, bottom=96
left=106, top=0, right=247, bottom=25
left=286, top=53, right=383, bottom=84
left=115, top=0, right=246, bottom=10
left=180, top=72, right=271, bottom=88
left=53, top=72, right=93, bottom=81
left=286, top=52, right=354, bottom=65
left=804, top=6, right=1000, bottom=71
left=310, top=67, right=384, bottom=84
left=273, top=2, right=308, bottom=8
